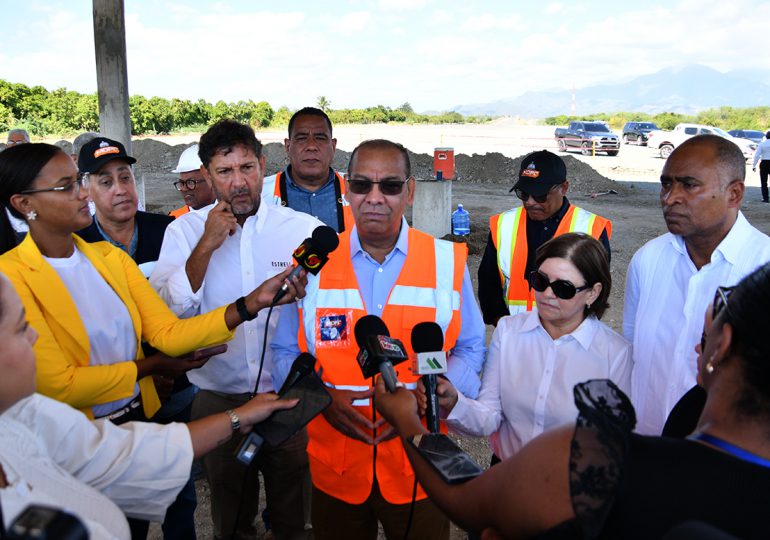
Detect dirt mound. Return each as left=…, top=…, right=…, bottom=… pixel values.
left=133, top=139, right=191, bottom=174
left=453, top=152, right=625, bottom=195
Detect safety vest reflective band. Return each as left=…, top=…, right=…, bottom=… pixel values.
left=490, top=204, right=612, bottom=316
left=168, top=205, right=190, bottom=219
left=270, top=170, right=354, bottom=232
left=298, top=227, right=466, bottom=504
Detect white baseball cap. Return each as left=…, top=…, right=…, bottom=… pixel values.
left=173, top=144, right=202, bottom=173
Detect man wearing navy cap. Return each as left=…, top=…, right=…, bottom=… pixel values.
left=477, top=150, right=612, bottom=326
left=76, top=137, right=173, bottom=277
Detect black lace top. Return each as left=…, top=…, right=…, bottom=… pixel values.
left=538, top=379, right=770, bottom=540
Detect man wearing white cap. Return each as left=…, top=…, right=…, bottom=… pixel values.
left=169, top=144, right=215, bottom=218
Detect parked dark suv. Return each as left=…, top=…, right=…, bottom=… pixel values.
left=622, top=122, right=660, bottom=145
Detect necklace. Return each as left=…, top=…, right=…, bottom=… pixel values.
left=689, top=432, right=770, bottom=469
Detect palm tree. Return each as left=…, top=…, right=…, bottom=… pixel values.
left=316, top=96, right=331, bottom=112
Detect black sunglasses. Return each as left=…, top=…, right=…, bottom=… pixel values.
left=701, top=286, right=734, bottom=351
left=348, top=178, right=408, bottom=196
left=513, top=183, right=560, bottom=204
left=529, top=270, right=591, bottom=300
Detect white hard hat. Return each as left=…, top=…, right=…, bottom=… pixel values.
left=173, top=144, right=202, bottom=173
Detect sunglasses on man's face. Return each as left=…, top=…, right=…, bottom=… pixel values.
left=513, top=183, right=560, bottom=204
left=529, top=270, right=591, bottom=300
left=348, top=178, right=408, bottom=196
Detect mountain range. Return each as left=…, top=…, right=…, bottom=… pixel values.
left=452, top=65, right=770, bottom=118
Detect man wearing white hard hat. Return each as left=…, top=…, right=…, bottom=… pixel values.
left=169, top=144, right=215, bottom=218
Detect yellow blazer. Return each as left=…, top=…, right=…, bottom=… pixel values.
left=0, top=234, right=234, bottom=419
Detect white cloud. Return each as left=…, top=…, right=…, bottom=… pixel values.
left=460, top=13, right=521, bottom=33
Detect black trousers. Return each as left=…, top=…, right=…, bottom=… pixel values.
left=760, top=160, right=770, bottom=202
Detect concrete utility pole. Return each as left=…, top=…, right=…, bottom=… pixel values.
left=92, top=0, right=132, bottom=154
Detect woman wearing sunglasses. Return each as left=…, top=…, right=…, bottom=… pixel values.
left=375, top=261, right=770, bottom=539
left=0, top=143, right=305, bottom=422
left=431, top=232, right=632, bottom=461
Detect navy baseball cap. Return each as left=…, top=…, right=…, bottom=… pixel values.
left=510, top=150, right=567, bottom=196
left=78, top=137, right=136, bottom=173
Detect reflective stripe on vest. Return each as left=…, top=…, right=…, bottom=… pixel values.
left=491, top=204, right=611, bottom=315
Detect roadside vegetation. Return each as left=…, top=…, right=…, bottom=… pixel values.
left=0, top=80, right=492, bottom=138
left=545, top=107, right=770, bottom=131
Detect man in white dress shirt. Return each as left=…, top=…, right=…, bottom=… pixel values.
left=150, top=120, right=319, bottom=540
left=752, top=130, right=770, bottom=203
left=624, top=134, right=770, bottom=435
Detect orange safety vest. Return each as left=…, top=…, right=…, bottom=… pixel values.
left=272, top=170, right=354, bottom=232
left=168, top=205, right=190, bottom=219
left=490, top=204, right=612, bottom=315
left=298, top=227, right=466, bottom=504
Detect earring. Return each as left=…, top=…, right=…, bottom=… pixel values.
left=706, top=361, right=715, bottom=374
left=25, top=210, right=37, bottom=221
left=586, top=302, right=592, bottom=309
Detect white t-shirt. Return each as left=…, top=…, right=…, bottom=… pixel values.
left=44, top=248, right=138, bottom=417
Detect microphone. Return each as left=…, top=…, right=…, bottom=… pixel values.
left=236, top=352, right=319, bottom=465
left=272, top=225, right=339, bottom=305
left=354, top=315, right=408, bottom=393
left=411, top=322, right=447, bottom=433
left=278, top=352, right=316, bottom=394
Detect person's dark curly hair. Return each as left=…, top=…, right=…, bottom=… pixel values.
left=716, top=261, right=770, bottom=419
left=198, top=119, right=262, bottom=169
left=533, top=232, right=611, bottom=319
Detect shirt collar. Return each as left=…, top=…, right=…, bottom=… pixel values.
left=669, top=211, right=747, bottom=266
left=94, top=216, right=138, bottom=258
left=284, top=167, right=335, bottom=193
left=520, top=309, right=599, bottom=350
left=350, top=217, right=410, bottom=261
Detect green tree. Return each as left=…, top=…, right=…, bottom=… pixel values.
left=317, top=96, right=331, bottom=112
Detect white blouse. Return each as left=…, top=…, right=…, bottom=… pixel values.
left=0, top=394, right=194, bottom=539
left=447, top=311, right=633, bottom=460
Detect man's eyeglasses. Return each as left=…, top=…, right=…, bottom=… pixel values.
left=173, top=178, right=206, bottom=191
left=19, top=172, right=89, bottom=200
left=700, top=286, right=734, bottom=351
left=529, top=270, right=591, bottom=300
left=514, top=184, right=559, bottom=204
left=348, top=178, right=408, bottom=196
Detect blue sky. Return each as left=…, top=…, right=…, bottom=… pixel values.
left=2, top=0, right=768, bottom=112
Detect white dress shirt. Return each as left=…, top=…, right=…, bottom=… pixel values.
left=446, top=311, right=632, bottom=460
left=623, top=212, right=770, bottom=435
left=150, top=201, right=321, bottom=394
left=0, top=394, right=194, bottom=538
left=753, top=138, right=770, bottom=168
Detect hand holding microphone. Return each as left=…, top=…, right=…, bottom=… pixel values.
left=354, top=315, right=408, bottom=393
left=272, top=225, right=339, bottom=305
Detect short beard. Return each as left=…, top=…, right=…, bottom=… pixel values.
left=213, top=186, right=258, bottom=216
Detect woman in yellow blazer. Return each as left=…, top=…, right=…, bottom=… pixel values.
left=0, top=143, right=304, bottom=419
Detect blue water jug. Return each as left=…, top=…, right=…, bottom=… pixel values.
left=452, top=204, right=470, bottom=236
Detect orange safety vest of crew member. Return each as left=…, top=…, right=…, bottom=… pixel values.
left=168, top=205, right=190, bottom=219
left=270, top=170, right=354, bottom=232
left=298, top=227, right=465, bottom=504
left=490, top=205, right=612, bottom=315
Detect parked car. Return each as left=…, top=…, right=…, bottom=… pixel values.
left=554, top=121, right=620, bottom=156
left=647, top=123, right=757, bottom=160
left=622, top=122, right=660, bottom=145
left=728, top=129, right=765, bottom=144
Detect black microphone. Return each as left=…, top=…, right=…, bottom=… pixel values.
left=236, top=352, right=318, bottom=465
left=278, top=352, right=316, bottom=394
left=272, top=225, right=339, bottom=305
left=354, top=315, right=408, bottom=393
left=411, top=322, right=447, bottom=433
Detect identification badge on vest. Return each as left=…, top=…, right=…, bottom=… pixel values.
left=317, top=312, right=352, bottom=348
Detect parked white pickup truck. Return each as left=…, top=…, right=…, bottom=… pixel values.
left=647, top=123, right=757, bottom=160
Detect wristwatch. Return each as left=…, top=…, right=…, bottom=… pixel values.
left=225, top=409, right=241, bottom=432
